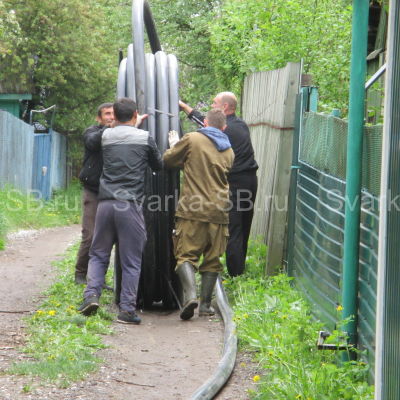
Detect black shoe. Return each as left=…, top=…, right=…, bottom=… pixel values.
left=78, top=296, right=99, bottom=316
left=117, top=311, right=141, bottom=325
left=75, top=274, right=87, bottom=285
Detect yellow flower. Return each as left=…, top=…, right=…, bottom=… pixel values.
left=48, top=310, right=56, bottom=316
left=36, top=310, right=45, bottom=315
left=243, top=313, right=249, bottom=319
left=273, top=333, right=281, bottom=339
left=252, top=375, right=260, bottom=382
left=336, top=305, right=343, bottom=311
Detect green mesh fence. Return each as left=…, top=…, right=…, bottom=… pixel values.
left=299, top=112, right=383, bottom=196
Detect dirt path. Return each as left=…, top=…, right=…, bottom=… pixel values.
left=0, top=225, right=257, bottom=400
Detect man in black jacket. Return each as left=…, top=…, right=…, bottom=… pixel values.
left=78, top=98, right=163, bottom=324
left=75, top=103, right=114, bottom=284
left=179, top=92, right=258, bottom=276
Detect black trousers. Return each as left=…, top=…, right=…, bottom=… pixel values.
left=226, top=171, right=258, bottom=276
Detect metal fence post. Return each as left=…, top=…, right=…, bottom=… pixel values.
left=341, top=0, right=369, bottom=354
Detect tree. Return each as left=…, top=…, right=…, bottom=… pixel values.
left=0, top=1, right=31, bottom=92
left=209, top=0, right=353, bottom=112
left=2, top=0, right=120, bottom=134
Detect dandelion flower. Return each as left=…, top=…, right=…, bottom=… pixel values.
left=336, top=305, right=343, bottom=311
left=48, top=310, right=56, bottom=316
left=252, top=375, right=260, bottom=382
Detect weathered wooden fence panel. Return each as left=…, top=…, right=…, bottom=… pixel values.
left=242, top=62, right=301, bottom=272
left=0, top=110, right=35, bottom=192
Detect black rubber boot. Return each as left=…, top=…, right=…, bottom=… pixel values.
left=176, top=262, right=198, bottom=320
left=199, top=272, right=218, bottom=316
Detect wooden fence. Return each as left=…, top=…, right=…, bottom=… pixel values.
left=242, top=62, right=301, bottom=273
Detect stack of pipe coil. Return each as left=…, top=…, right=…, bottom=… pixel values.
left=114, top=0, right=180, bottom=308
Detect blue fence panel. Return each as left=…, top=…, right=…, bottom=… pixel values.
left=32, top=133, right=52, bottom=200
left=0, top=111, right=67, bottom=200
left=0, top=110, right=35, bottom=193
left=49, top=129, right=67, bottom=192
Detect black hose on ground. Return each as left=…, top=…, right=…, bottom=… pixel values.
left=190, top=278, right=238, bottom=400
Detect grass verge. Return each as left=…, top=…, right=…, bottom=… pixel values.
left=7, top=244, right=115, bottom=388
left=223, top=240, right=374, bottom=400
left=0, top=181, right=82, bottom=249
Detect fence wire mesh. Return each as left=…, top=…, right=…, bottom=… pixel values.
left=299, top=112, right=383, bottom=196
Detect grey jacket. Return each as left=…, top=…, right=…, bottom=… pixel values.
left=98, top=125, right=162, bottom=202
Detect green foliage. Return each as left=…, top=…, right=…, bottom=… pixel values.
left=0, top=1, right=31, bottom=92
left=209, top=0, right=353, bottom=113
left=150, top=0, right=219, bottom=106
left=1, top=0, right=355, bottom=161
left=2, top=0, right=119, bottom=134
left=8, top=244, right=115, bottom=386
left=224, top=239, right=374, bottom=399
left=0, top=210, right=7, bottom=250
left=0, top=181, right=82, bottom=249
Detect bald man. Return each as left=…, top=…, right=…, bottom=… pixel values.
left=179, top=92, right=258, bottom=276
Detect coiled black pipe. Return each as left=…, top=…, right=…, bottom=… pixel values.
left=115, top=1, right=238, bottom=397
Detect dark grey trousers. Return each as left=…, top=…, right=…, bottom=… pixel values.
left=84, top=200, right=147, bottom=313
left=75, top=188, right=99, bottom=278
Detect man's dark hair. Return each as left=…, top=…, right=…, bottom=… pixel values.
left=97, top=103, right=113, bottom=117
left=113, top=98, right=137, bottom=123
left=205, top=109, right=226, bottom=130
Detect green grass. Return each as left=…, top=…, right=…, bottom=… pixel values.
left=0, top=181, right=82, bottom=249
left=222, top=240, right=374, bottom=400
left=7, top=244, right=115, bottom=388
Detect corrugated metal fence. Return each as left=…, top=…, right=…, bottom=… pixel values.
left=0, top=110, right=67, bottom=199
left=0, top=110, right=35, bottom=192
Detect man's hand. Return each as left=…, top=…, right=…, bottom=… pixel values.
left=135, top=113, right=148, bottom=128
left=168, top=130, right=180, bottom=148
left=178, top=100, right=193, bottom=115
